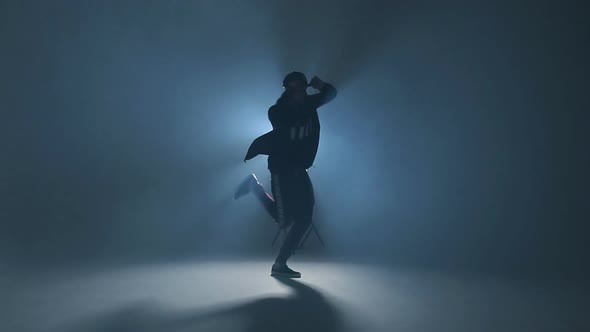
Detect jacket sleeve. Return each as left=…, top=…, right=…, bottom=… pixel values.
left=244, top=130, right=275, bottom=161
left=309, top=83, right=337, bottom=109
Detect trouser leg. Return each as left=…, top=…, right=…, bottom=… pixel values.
left=271, top=173, right=289, bottom=228
left=275, top=216, right=312, bottom=264
left=274, top=171, right=314, bottom=264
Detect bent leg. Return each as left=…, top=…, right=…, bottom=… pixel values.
left=252, top=180, right=277, bottom=220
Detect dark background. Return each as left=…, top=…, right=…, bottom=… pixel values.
left=1, top=0, right=588, bottom=278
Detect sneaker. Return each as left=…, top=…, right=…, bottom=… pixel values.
left=271, top=263, right=301, bottom=278
left=234, top=174, right=259, bottom=200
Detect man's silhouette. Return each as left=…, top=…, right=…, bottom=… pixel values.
left=235, top=72, right=337, bottom=278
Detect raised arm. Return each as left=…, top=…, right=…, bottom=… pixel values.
left=308, top=76, right=337, bottom=108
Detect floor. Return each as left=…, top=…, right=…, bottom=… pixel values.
left=2, top=257, right=588, bottom=332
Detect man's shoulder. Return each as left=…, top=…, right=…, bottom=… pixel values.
left=269, top=103, right=288, bottom=119
left=271, top=103, right=287, bottom=113
left=268, top=105, right=277, bottom=119
left=269, top=104, right=286, bottom=125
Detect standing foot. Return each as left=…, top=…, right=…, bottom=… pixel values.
left=271, top=263, right=301, bottom=278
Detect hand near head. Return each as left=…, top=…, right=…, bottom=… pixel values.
left=308, top=76, right=326, bottom=90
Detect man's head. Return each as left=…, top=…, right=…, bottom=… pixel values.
left=282, top=71, right=308, bottom=104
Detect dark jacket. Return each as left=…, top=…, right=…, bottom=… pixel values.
left=244, top=83, right=337, bottom=173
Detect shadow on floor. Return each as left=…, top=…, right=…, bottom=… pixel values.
left=60, top=277, right=345, bottom=332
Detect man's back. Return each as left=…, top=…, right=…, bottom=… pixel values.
left=267, top=83, right=336, bottom=173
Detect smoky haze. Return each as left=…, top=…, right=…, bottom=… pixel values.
left=1, top=0, right=588, bottom=277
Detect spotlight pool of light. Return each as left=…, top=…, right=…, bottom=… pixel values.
left=3, top=258, right=585, bottom=332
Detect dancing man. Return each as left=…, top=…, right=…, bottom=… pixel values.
left=234, top=72, right=337, bottom=278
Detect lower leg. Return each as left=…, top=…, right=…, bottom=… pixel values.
left=275, top=217, right=312, bottom=264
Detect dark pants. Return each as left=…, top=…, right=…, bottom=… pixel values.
left=252, top=169, right=314, bottom=264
